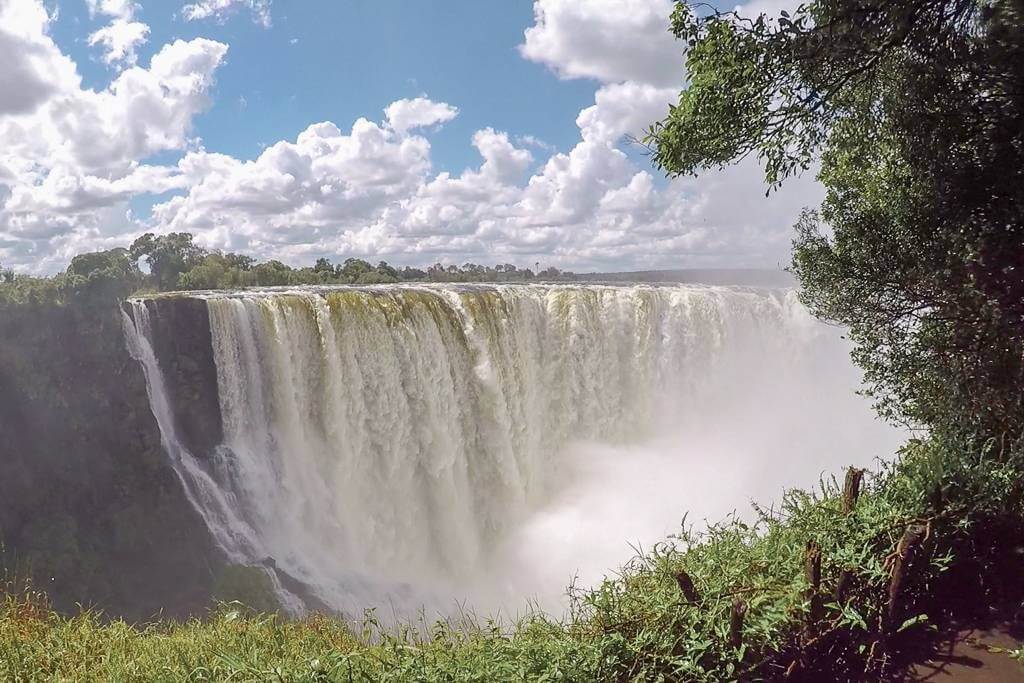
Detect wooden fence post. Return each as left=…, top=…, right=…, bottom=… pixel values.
left=886, top=523, right=929, bottom=632
left=674, top=569, right=700, bottom=604
left=842, top=468, right=864, bottom=515
left=730, top=598, right=747, bottom=650
left=804, top=541, right=823, bottom=638
left=835, top=569, right=853, bottom=604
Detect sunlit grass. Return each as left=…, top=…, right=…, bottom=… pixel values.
left=3, top=436, right=1021, bottom=681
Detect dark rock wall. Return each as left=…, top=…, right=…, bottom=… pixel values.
left=0, top=298, right=222, bottom=620
left=142, top=297, right=224, bottom=458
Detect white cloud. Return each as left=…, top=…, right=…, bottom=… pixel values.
left=520, top=0, right=681, bottom=87
left=133, top=103, right=803, bottom=273
left=88, top=18, right=150, bottom=66
left=86, top=0, right=137, bottom=20
left=0, top=1, right=74, bottom=115
left=0, top=0, right=227, bottom=272
left=385, top=97, right=459, bottom=136
left=149, top=116, right=436, bottom=251
left=576, top=81, right=677, bottom=143
left=181, top=0, right=272, bottom=27
left=516, top=134, right=556, bottom=153
left=86, top=0, right=149, bottom=67
left=0, top=0, right=822, bottom=275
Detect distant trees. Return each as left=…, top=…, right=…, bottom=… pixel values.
left=0, top=231, right=578, bottom=306
left=253, top=260, right=293, bottom=287
left=313, top=258, right=335, bottom=279
left=178, top=253, right=250, bottom=290
left=66, top=248, right=138, bottom=281
left=129, top=233, right=205, bottom=291
left=399, top=266, right=427, bottom=280
left=63, top=248, right=144, bottom=302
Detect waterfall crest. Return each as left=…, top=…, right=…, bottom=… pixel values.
left=123, top=283, right=863, bottom=615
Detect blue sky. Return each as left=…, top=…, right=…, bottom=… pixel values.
left=52, top=1, right=597, bottom=170
left=1, top=0, right=814, bottom=273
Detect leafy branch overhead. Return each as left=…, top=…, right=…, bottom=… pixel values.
left=649, top=0, right=1023, bottom=443
left=648, top=0, right=989, bottom=188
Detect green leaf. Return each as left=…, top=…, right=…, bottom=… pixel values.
left=897, top=614, right=929, bottom=633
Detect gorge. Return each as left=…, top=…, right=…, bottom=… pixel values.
left=120, top=283, right=901, bottom=617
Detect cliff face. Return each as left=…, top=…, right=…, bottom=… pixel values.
left=141, top=297, right=224, bottom=458
left=0, top=298, right=221, bottom=620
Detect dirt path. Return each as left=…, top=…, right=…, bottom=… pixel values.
left=904, top=627, right=1023, bottom=681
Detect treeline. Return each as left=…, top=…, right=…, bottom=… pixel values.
left=0, top=232, right=575, bottom=308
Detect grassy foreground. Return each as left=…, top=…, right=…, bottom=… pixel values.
left=3, top=436, right=1023, bottom=682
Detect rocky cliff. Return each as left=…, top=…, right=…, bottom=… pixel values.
left=0, top=297, right=221, bottom=619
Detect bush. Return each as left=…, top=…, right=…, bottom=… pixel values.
left=3, top=435, right=1021, bottom=681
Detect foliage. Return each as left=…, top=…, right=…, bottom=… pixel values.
left=3, top=435, right=1023, bottom=681
left=0, top=247, right=141, bottom=309
left=0, top=235, right=576, bottom=306
left=130, top=232, right=206, bottom=291
left=646, top=0, right=1024, bottom=443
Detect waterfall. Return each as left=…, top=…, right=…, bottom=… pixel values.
left=123, top=283, right=893, bottom=616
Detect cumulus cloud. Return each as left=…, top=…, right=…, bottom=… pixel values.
left=152, top=101, right=816, bottom=272
left=519, top=0, right=681, bottom=148
left=385, top=97, right=459, bottom=136
left=88, top=19, right=150, bottom=66
left=520, top=0, right=681, bottom=87
left=0, top=2, right=70, bottom=115
left=181, top=0, right=272, bottom=27
left=86, top=0, right=149, bottom=67
left=0, top=0, right=821, bottom=275
left=0, top=0, right=227, bottom=272
left=576, top=81, right=677, bottom=142
left=86, top=0, right=135, bottom=20
left=150, top=117, right=436, bottom=250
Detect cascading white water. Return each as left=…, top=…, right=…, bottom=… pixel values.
left=124, top=283, right=900, bottom=616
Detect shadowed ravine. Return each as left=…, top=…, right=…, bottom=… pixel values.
left=122, top=283, right=903, bottom=618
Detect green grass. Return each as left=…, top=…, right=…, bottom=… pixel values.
left=3, top=435, right=1022, bottom=681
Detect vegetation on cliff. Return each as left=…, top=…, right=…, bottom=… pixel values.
left=0, top=271, right=223, bottom=619
left=0, top=231, right=575, bottom=307
left=3, top=435, right=1022, bottom=680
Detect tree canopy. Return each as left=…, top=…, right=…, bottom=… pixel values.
left=647, top=0, right=1024, bottom=443
left=0, top=235, right=574, bottom=309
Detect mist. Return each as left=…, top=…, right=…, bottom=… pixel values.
left=123, top=284, right=905, bottom=620
left=467, top=313, right=905, bottom=618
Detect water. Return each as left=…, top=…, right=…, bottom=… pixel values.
left=123, top=283, right=901, bottom=617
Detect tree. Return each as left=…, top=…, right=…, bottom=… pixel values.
left=376, top=261, right=399, bottom=280
left=64, top=248, right=142, bottom=301
left=253, top=260, right=292, bottom=287
left=356, top=270, right=397, bottom=285
left=222, top=252, right=255, bottom=271
left=313, top=257, right=335, bottom=277
left=647, top=1, right=1024, bottom=441
left=178, top=255, right=228, bottom=290
left=399, top=266, right=427, bottom=281
left=129, top=233, right=206, bottom=291
left=67, top=248, right=139, bottom=280
left=338, top=258, right=372, bottom=283
left=427, top=263, right=447, bottom=281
